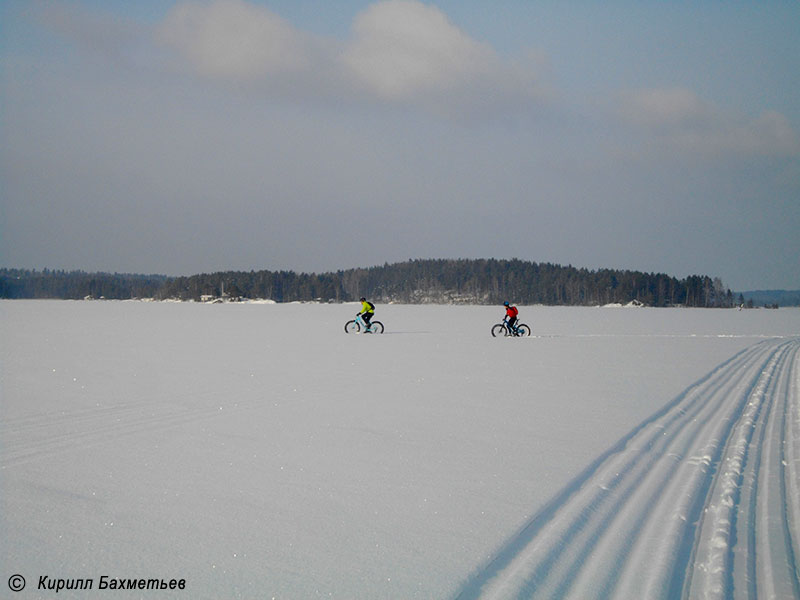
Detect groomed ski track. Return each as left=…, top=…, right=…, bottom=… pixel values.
left=456, top=337, right=800, bottom=600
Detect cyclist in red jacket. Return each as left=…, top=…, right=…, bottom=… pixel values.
left=503, top=301, right=519, bottom=335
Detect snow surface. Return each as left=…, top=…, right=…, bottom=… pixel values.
left=2, top=301, right=799, bottom=599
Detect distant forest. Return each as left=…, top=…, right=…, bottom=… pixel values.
left=740, top=289, right=800, bottom=308
left=0, top=269, right=169, bottom=301
left=0, top=259, right=771, bottom=307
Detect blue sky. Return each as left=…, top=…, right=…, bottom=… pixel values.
left=2, top=0, right=799, bottom=290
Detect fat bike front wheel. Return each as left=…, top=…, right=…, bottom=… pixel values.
left=344, top=320, right=360, bottom=333
left=491, top=324, right=507, bottom=337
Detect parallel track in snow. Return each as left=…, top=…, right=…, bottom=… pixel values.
left=456, top=337, right=800, bottom=600
left=0, top=399, right=234, bottom=469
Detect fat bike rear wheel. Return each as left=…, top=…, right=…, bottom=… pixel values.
left=365, top=321, right=384, bottom=333
left=516, top=323, right=531, bottom=336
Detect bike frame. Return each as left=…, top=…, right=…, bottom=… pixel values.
left=355, top=313, right=374, bottom=331
left=503, top=318, right=522, bottom=335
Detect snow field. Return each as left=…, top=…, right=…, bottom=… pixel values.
left=2, top=301, right=799, bottom=599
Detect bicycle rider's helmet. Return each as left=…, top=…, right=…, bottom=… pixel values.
left=360, top=297, right=366, bottom=302
left=503, top=301, right=509, bottom=306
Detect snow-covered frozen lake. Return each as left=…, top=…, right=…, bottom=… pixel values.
left=2, top=301, right=799, bottom=599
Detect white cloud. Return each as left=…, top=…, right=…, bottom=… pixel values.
left=339, top=0, right=548, bottom=115
left=619, top=88, right=799, bottom=158
left=341, top=1, right=495, bottom=99
left=31, top=0, right=146, bottom=63
left=736, top=111, right=800, bottom=157
left=619, top=88, right=714, bottom=129
left=154, top=0, right=545, bottom=115
left=156, top=0, right=319, bottom=80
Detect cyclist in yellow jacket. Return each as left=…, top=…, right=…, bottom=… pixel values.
left=358, top=297, right=375, bottom=331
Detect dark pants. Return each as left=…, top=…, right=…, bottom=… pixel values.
left=507, top=316, right=517, bottom=333
left=363, top=312, right=373, bottom=327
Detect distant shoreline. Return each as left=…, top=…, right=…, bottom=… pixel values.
left=2, top=261, right=798, bottom=307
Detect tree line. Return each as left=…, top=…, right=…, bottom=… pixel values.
left=0, top=268, right=167, bottom=300
left=1, top=260, right=740, bottom=307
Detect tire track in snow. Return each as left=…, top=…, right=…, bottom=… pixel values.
left=0, top=394, right=259, bottom=469
left=0, top=404, right=222, bottom=469
left=455, top=338, right=800, bottom=600
left=706, top=336, right=800, bottom=600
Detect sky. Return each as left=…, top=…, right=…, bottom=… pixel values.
left=1, top=0, right=799, bottom=291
